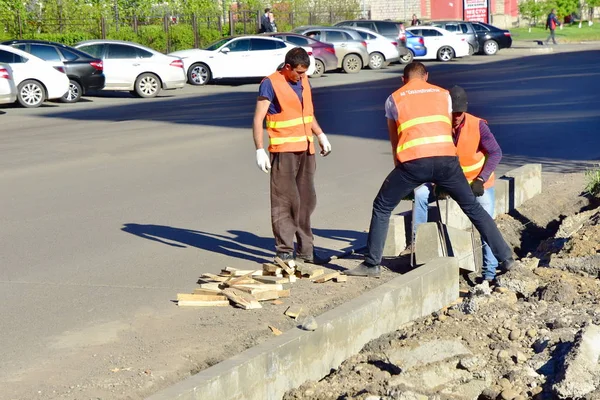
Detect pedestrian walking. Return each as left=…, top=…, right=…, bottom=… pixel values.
left=260, top=8, right=274, bottom=33
left=411, top=85, right=503, bottom=284
left=344, top=62, right=515, bottom=277
left=545, top=8, right=560, bottom=45
left=252, top=47, right=332, bottom=265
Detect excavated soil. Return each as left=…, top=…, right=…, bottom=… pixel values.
left=284, top=172, right=600, bottom=400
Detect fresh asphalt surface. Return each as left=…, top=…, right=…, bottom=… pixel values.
left=1, top=47, right=599, bottom=395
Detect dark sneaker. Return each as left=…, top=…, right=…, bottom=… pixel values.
left=499, top=258, right=515, bottom=275
left=296, top=253, right=331, bottom=266
left=275, top=253, right=294, bottom=263
left=344, top=262, right=381, bottom=278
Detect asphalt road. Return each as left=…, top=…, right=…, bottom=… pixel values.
left=1, top=47, right=599, bottom=397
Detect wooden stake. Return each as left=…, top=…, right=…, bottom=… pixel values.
left=313, top=272, right=340, bottom=283
left=274, top=257, right=296, bottom=276
left=176, top=294, right=229, bottom=307
left=284, top=305, right=303, bottom=319
left=222, top=288, right=262, bottom=310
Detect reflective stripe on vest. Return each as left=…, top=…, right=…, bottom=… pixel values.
left=461, top=156, right=486, bottom=174
left=266, top=116, right=314, bottom=129
left=397, top=115, right=451, bottom=134
left=397, top=134, right=453, bottom=153
left=270, top=135, right=314, bottom=145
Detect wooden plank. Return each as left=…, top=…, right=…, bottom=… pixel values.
left=253, top=290, right=280, bottom=301
left=274, top=257, right=296, bottom=276
left=193, top=288, right=222, bottom=295
left=288, top=275, right=297, bottom=283
left=234, top=283, right=284, bottom=292
left=221, top=267, right=263, bottom=277
left=198, top=282, right=223, bottom=291
left=334, top=275, right=348, bottom=283
left=284, top=305, right=303, bottom=319
left=253, top=275, right=289, bottom=284
left=272, top=300, right=284, bottom=305
left=268, top=325, right=283, bottom=336
left=304, top=268, right=324, bottom=279
left=176, top=294, right=230, bottom=307
left=199, top=273, right=229, bottom=283
left=222, top=288, right=262, bottom=310
left=263, top=263, right=281, bottom=274
left=313, top=272, right=340, bottom=283
left=225, top=270, right=258, bottom=286
left=277, top=289, right=291, bottom=298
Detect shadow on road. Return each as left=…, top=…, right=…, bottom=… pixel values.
left=122, top=223, right=367, bottom=263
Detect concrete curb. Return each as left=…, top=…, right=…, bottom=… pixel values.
left=146, top=257, right=459, bottom=400
left=383, top=164, right=542, bottom=256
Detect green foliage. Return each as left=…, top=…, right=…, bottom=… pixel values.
left=106, top=25, right=138, bottom=42
left=585, top=165, right=600, bottom=197
left=137, top=25, right=166, bottom=51
left=519, top=0, right=546, bottom=25
left=169, top=24, right=194, bottom=50
left=198, top=28, right=223, bottom=47
left=28, top=31, right=96, bottom=45
left=545, top=0, right=580, bottom=18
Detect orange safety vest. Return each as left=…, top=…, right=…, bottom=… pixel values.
left=392, top=79, right=456, bottom=163
left=455, top=113, right=495, bottom=189
left=264, top=72, right=315, bottom=154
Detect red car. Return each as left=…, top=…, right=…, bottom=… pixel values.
left=264, top=33, right=338, bottom=78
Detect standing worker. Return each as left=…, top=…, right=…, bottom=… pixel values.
left=545, top=8, right=560, bottom=45
left=411, top=85, right=503, bottom=284
left=345, top=62, right=514, bottom=277
left=252, top=47, right=332, bottom=265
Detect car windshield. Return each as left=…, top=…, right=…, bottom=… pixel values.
left=204, top=38, right=231, bottom=51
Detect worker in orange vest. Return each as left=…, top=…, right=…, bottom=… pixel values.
left=252, top=47, right=332, bottom=265
left=345, top=62, right=514, bottom=277
left=411, top=85, right=502, bottom=284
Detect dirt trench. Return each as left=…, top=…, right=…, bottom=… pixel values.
left=283, top=172, right=600, bottom=400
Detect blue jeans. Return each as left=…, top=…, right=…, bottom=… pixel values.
left=364, top=156, right=512, bottom=268
left=413, top=183, right=499, bottom=280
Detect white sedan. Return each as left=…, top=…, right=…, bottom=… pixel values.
left=349, top=26, right=400, bottom=69
left=0, top=63, right=17, bottom=104
left=406, top=26, right=470, bottom=62
left=169, top=36, right=316, bottom=86
left=0, top=45, right=69, bottom=107
left=74, top=40, right=186, bottom=98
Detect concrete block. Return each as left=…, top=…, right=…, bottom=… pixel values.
left=414, top=223, right=477, bottom=272
left=445, top=226, right=477, bottom=273
left=436, top=198, right=472, bottom=231
left=383, top=211, right=410, bottom=257
left=146, top=258, right=459, bottom=400
left=493, top=178, right=509, bottom=217
left=503, top=164, right=542, bottom=209
left=414, top=222, right=443, bottom=265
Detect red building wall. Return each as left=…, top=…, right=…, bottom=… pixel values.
left=430, top=0, right=462, bottom=20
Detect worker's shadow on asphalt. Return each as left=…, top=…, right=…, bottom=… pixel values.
left=121, top=223, right=368, bottom=266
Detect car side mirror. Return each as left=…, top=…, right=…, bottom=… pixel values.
left=221, top=47, right=230, bottom=54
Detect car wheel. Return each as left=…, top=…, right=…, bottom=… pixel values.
left=468, top=44, right=475, bottom=55
left=437, top=46, right=455, bottom=62
left=61, top=80, right=82, bottom=103
left=483, top=40, right=498, bottom=55
left=134, top=73, right=160, bottom=98
left=400, top=50, right=414, bottom=64
left=342, top=54, right=362, bottom=74
left=188, top=62, right=211, bottom=85
left=17, top=80, right=46, bottom=108
left=368, top=52, right=385, bottom=69
left=310, top=59, right=325, bottom=78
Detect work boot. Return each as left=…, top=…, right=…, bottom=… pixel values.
left=275, top=252, right=294, bottom=263
left=296, top=252, right=331, bottom=266
left=399, top=244, right=413, bottom=257
left=498, top=258, right=515, bottom=275
left=344, top=262, right=381, bottom=278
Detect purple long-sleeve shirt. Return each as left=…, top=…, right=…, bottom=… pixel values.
left=453, top=119, right=502, bottom=182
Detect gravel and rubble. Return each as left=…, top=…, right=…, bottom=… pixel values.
left=284, top=179, right=600, bottom=400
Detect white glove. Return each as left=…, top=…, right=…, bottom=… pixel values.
left=256, top=149, right=271, bottom=173
left=317, top=133, right=332, bottom=156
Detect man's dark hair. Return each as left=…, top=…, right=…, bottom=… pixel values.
left=403, top=61, right=427, bottom=80
left=264, top=7, right=270, bottom=13
left=285, top=47, right=310, bottom=68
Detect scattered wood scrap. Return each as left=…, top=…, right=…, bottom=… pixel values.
left=313, top=272, right=340, bottom=283
left=222, top=288, right=262, bottom=310
left=285, top=305, right=303, bottom=319
left=334, top=275, right=347, bottom=283
left=177, top=294, right=229, bottom=307
left=269, top=325, right=283, bottom=336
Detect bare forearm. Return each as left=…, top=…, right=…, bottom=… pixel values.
left=253, top=119, right=265, bottom=149
left=311, top=117, right=324, bottom=136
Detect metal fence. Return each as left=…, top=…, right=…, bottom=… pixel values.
left=0, top=8, right=368, bottom=52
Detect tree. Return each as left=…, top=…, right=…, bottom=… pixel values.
left=519, top=0, right=546, bottom=28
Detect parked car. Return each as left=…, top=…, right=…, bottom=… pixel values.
left=406, top=26, right=470, bottom=61
left=1, top=40, right=105, bottom=103
left=426, top=20, right=480, bottom=55
left=0, top=44, right=69, bottom=107
left=345, top=26, right=400, bottom=69
left=264, top=32, right=337, bottom=78
left=0, top=63, right=17, bottom=105
left=74, top=40, right=185, bottom=98
left=292, top=26, right=370, bottom=74
left=403, top=30, right=428, bottom=63
left=169, top=36, right=315, bottom=86
left=334, top=19, right=410, bottom=58
left=470, top=22, right=512, bottom=55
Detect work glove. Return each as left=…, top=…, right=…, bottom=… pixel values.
left=316, top=133, right=332, bottom=156
left=471, top=178, right=485, bottom=197
left=256, top=149, right=271, bottom=173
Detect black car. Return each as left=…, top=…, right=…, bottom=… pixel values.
left=334, top=20, right=410, bottom=57
left=470, top=22, right=512, bottom=55
left=1, top=40, right=105, bottom=103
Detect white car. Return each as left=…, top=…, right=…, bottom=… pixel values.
left=0, top=44, right=69, bottom=107
left=169, top=36, right=316, bottom=86
left=406, top=26, right=470, bottom=62
left=74, top=40, right=186, bottom=98
left=349, top=26, right=400, bottom=69
left=0, top=63, right=17, bottom=104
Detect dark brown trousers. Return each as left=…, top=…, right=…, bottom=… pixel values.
left=270, top=150, right=317, bottom=257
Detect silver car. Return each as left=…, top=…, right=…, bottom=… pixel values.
left=292, top=26, right=369, bottom=74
